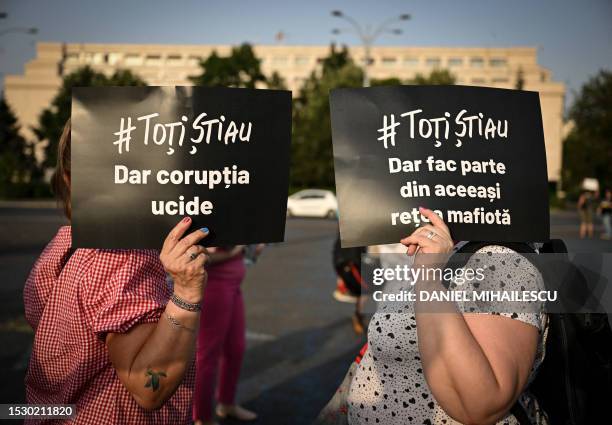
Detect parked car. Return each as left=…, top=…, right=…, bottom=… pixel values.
left=287, top=189, right=338, bottom=218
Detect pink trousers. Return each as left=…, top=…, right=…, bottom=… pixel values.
left=193, top=276, right=246, bottom=421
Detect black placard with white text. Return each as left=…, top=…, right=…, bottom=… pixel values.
left=330, top=85, right=549, bottom=248
left=71, top=86, right=292, bottom=249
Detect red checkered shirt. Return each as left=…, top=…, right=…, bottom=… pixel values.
left=23, top=226, right=195, bottom=424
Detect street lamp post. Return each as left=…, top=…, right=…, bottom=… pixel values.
left=331, top=10, right=410, bottom=87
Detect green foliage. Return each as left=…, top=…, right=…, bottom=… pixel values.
left=409, top=69, right=456, bottom=85
left=34, top=66, right=145, bottom=169
left=267, top=71, right=287, bottom=90
left=371, top=69, right=455, bottom=87
left=370, top=77, right=403, bottom=87
left=189, top=43, right=266, bottom=89
left=291, top=44, right=364, bottom=188
left=562, top=70, right=612, bottom=194
left=515, top=67, right=525, bottom=90
left=0, top=96, right=42, bottom=198
left=320, top=44, right=352, bottom=74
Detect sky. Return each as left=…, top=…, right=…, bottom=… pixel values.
left=1, top=0, right=611, bottom=106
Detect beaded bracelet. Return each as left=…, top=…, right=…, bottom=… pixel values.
left=170, top=293, right=201, bottom=312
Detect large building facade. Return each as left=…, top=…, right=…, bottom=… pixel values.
left=4, top=42, right=565, bottom=184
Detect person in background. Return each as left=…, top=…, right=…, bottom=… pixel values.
left=577, top=190, right=598, bottom=238
left=598, top=188, right=612, bottom=239
left=333, top=233, right=368, bottom=334
left=193, top=244, right=264, bottom=425
left=24, top=119, right=210, bottom=424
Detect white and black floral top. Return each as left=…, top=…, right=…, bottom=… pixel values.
left=347, top=245, right=549, bottom=425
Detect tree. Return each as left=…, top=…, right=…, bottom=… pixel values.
left=0, top=96, right=39, bottom=197
left=515, top=67, right=525, bottom=90
left=370, top=77, right=403, bottom=87
left=371, top=70, right=455, bottom=87
left=320, top=44, right=352, bottom=74
left=409, top=69, right=456, bottom=85
left=189, top=43, right=266, bottom=89
left=562, top=70, right=612, bottom=194
left=34, top=66, right=145, bottom=169
left=267, top=71, right=287, bottom=90
left=291, top=44, right=364, bottom=189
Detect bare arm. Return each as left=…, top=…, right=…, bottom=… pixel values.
left=415, top=311, right=537, bottom=424
left=401, top=208, right=539, bottom=424
left=106, top=218, right=209, bottom=410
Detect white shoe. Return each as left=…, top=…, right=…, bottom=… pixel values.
left=333, top=289, right=358, bottom=303
left=216, top=404, right=258, bottom=421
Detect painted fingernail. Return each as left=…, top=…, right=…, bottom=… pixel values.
left=183, top=217, right=191, bottom=223
left=200, top=227, right=209, bottom=233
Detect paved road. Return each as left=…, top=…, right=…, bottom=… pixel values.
left=0, top=203, right=611, bottom=424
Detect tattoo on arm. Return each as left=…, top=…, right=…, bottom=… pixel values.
left=165, top=312, right=196, bottom=333
left=145, top=368, right=167, bottom=391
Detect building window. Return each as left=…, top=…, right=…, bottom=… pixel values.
left=107, top=53, right=121, bottom=66
left=84, top=52, right=104, bottom=65
left=381, top=57, right=397, bottom=66
left=295, top=56, right=310, bottom=65
left=448, top=57, right=463, bottom=67
left=425, top=57, right=441, bottom=68
left=472, top=77, right=486, bottom=84
left=145, top=55, right=162, bottom=66
left=489, top=58, right=507, bottom=67
left=125, top=54, right=143, bottom=66
left=470, top=57, right=484, bottom=68
left=65, top=52, right=79, bottom=63
left=167, top=54, right=183, bottom=66
left=403, top=57, right=419, bottom=67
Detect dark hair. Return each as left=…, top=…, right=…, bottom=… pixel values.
left=52, top=119, right=71, bottom=220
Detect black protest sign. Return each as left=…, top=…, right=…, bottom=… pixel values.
left=330, top=85, right=549, bottom=248
left=71, top=86, right=292, bottom=249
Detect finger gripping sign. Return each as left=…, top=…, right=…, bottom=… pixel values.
left=330, top=85, right=550, bottom=248
left=71, top=86, right=292, bottom=249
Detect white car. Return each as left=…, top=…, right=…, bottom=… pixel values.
left=287, top=189, right=338, bottom=218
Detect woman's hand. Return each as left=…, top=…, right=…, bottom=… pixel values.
left=159, top=217, right=209, bottom=304
left=400, top=207, right=454, bottom=256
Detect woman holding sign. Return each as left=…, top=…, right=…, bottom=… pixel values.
left=23, top=120, right=210, bottom=424
left=342, top=207, right=548, bottom=425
